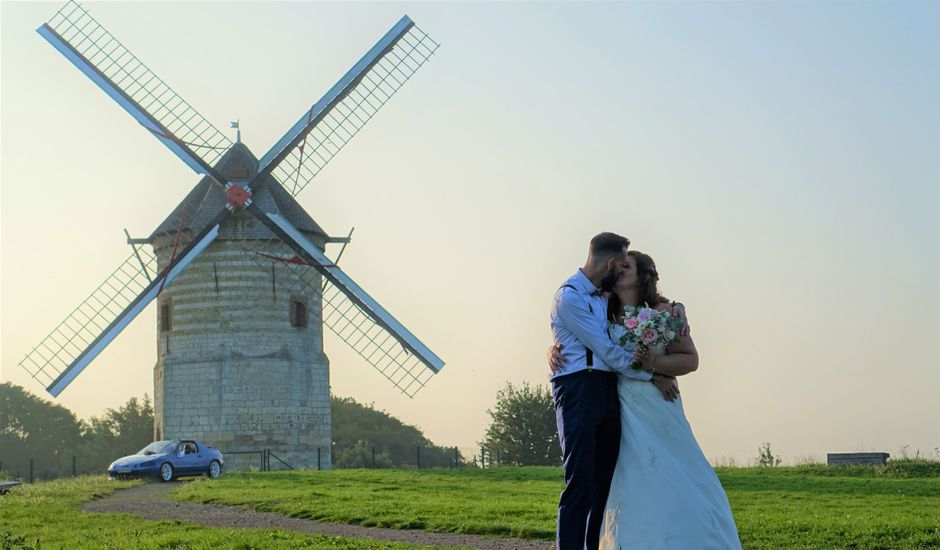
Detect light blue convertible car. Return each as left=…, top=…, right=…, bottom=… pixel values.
left=108, top=440, right=224, bottom=481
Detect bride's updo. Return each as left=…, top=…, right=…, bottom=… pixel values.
left=607, top=250, right=670, bottom=321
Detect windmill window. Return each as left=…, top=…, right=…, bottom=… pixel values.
left=160, top=300, right=172, bottom=332
left=290, top=298, right=308, bottom=328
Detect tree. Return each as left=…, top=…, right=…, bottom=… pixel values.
left=483, top=382, right=561, bottom=466
left=0, top=383, right=154, bottom=477
left=0, top=382, right=84, bottom=478
left=80, top=395, right=154, bottom=471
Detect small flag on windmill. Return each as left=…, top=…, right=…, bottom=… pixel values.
left=231, top=120, right=240, bottom=143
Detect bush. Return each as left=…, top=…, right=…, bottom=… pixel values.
left=756, top=442, right=782, bottom=467
left=334, top=440, right=392, bottom=468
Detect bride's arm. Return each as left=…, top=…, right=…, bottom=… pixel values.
left=652, top=332, right=698, bottom=377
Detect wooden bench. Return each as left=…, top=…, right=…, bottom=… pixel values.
left=827, top=452, right=889, bottom=465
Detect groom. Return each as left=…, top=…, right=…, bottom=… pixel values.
left=549, top=232, right=677, bottom=550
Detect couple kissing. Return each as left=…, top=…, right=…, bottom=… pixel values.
left=549, top=232, right=741, bottom=550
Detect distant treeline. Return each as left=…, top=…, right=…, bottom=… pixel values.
left=331, top=396, right=461, bottom=468
left=0, top=382, right=459, bottom=478
left=0, top=382, right=152, bottom=479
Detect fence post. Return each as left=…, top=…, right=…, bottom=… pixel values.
left=29, top=459, right=34, bottom=483
left=416, top=446, right=421, bottom=469
left=317, top=447, right=321, bottom=470
left=72, top=455, right=77, bottom=477
left=372, top=446, right=376, bottom=468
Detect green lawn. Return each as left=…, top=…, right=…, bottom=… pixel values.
left=1, top=465, right=937, bottom=549
left=178, top=468, right=559, bottom=540
left=0, top=476, right=442, bottom=550
left=719, top=465, right=940, bottom=549
left=172, top=464, right=940, bottom=549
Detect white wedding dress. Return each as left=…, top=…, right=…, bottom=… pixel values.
left=599, top=350, right=742, bottom=550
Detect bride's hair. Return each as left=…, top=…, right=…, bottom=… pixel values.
left=607, top=250, right=670, bottom=321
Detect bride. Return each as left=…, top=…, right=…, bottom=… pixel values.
left=599, top=250, right=741, bottom=549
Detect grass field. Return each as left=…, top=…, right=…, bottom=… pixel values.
left=172, top=463, right=940, bottom=549
left=0, top=476, right=439, bottom=549
left=1, top=463, right=937, bottom=549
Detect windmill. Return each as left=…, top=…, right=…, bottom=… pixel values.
left=18, top=1, right=443, bottom=469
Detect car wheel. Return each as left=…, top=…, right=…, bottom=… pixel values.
left=207, top=460, right=222, bottom=479
left=160, top=462, right=174, bottom=482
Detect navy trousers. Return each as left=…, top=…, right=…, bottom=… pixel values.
left=552, top=370, right=621, bottom=550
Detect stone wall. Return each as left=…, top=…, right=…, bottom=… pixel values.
left=152, top=234, right=332, bottom=470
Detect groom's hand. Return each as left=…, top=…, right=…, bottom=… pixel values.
left=652, top=374, right=679, bottom=402
left=668, top=302, right=691, bottom=337
left=547, top=343, right=566, bottom=373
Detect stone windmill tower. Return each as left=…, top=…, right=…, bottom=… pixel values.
left=19, top=1, right=443, bottom=469
left=148, top=144, right=333, bottom=468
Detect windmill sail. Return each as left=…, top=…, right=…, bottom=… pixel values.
left=256, top=16, right=440, bottom=197
left=19, top=251, right=157, bottom=391
left=251, top=211, right=443, bottom=397
left=37, top=1, right=231, bottom=176
left=21, top=217, right=225, bottom=397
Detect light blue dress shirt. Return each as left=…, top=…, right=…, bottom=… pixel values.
left=550, top=269, right=652, bottom=382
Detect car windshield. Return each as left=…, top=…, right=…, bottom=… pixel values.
left=137, top=441, right=176, bottom=456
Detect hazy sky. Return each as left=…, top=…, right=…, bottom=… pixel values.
left=2, top=1, right=938, bottom=463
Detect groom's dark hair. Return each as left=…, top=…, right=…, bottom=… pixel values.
left=589, top=232, right=631, bottom=259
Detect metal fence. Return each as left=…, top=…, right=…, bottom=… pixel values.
left=0, top=456, right=92, bottom=483
left=0, top=445, right=510, bottom=482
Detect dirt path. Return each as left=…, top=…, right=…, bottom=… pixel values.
left=83, top=481, right=553, bottom=550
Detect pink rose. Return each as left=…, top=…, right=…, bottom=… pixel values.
left=641, top=328, right=658, bottom=344
left=625, top=318, right=639, bottom=329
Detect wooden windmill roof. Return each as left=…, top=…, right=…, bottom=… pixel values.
left=148, top=143, right=327, bottom=242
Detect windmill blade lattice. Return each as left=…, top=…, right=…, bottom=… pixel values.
left=40, top=1, right=232, bottom=172
left=263, top=20, right=439, bottom=197
left=19, top=199, right=228, bottom=396
left=321, top=277, right=438, bottom=398
left=243, top=242, right=436, bottom=398
left=18, top=249, right=157, bottom=390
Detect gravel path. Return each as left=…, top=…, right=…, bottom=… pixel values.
left=83, top=481, right=553, bottom=550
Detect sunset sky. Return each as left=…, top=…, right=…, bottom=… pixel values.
left=2, top=1, right=937, bottom=463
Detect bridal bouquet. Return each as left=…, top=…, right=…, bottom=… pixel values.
left=608, top=306, right=683, bottom=369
